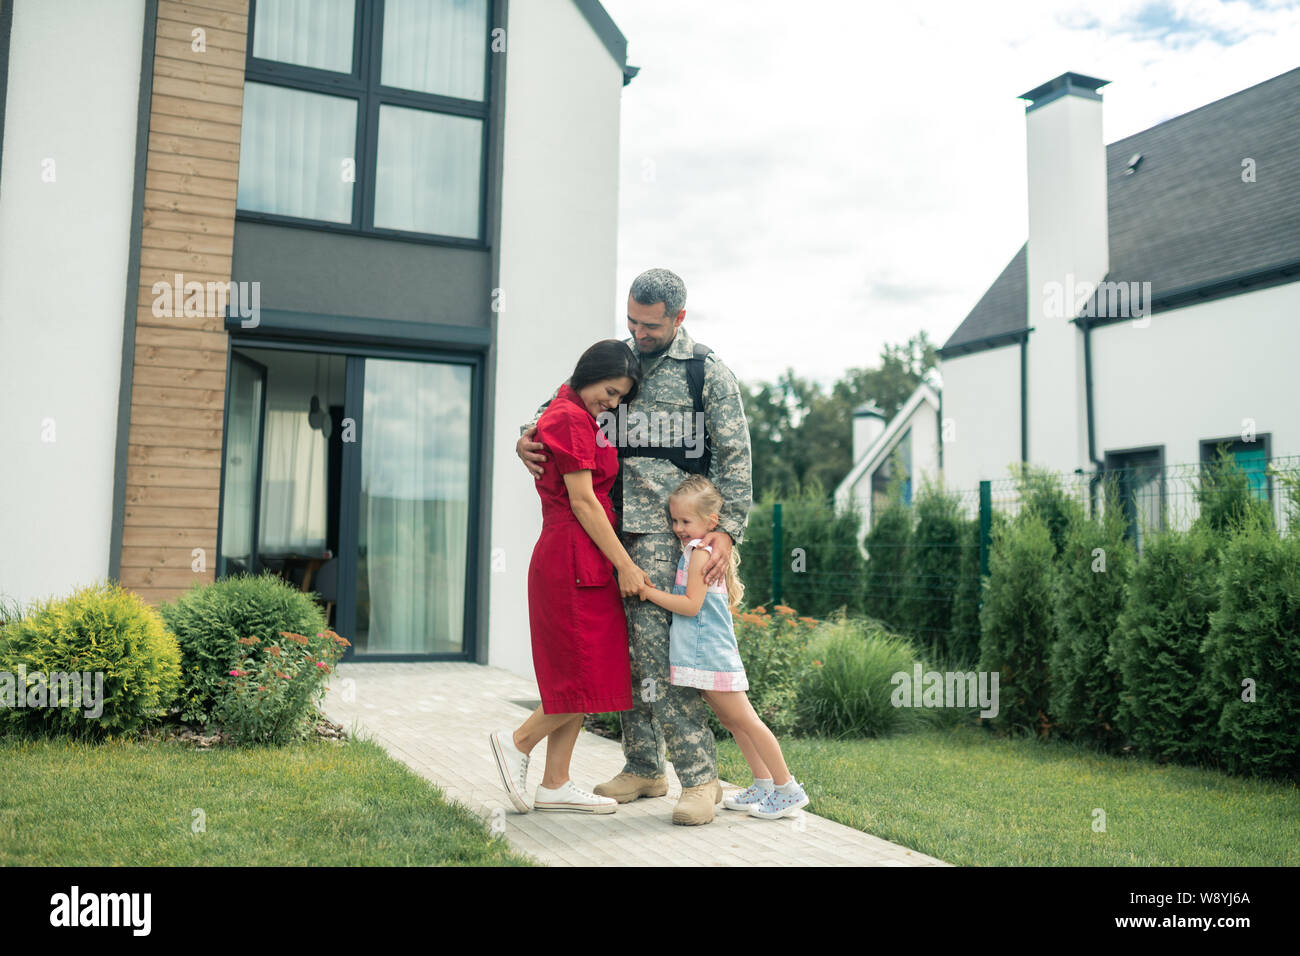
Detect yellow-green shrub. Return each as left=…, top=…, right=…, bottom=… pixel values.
left=0, top=582, right=181, bottom=738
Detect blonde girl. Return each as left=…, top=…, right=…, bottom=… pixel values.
left=637, top=474, right=810, bottom=819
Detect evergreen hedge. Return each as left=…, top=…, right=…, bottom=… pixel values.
left=738, top=481, right=866, bottom=619
left=1107, top=526, right=1220, bottom=765
left=978, top=513, right=1056, bottom=736
left=1048, top=501, right=1133, bottom=748
left=948, top=518, right=983, bottom=666
left=1195, top=445, right=1272, bottom=535
left=862, top=495, right=913, bottom=631
left=898, top=477, right=965, bottom=661
left=1200, top=526, right=1300, bottom=780
left=1013, top=463, right=1085, bottom=560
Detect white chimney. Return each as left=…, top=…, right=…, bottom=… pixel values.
left=853, top=401, right=886, bottom=465
left=1020, top=72, right=1110, bottom=473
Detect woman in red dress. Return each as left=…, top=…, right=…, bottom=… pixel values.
left=490, top=340, right=649, bottom=814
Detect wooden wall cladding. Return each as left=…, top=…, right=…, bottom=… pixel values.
left=120, top=0, right=249, bottom=605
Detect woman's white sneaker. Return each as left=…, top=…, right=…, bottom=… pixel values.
left=534, top=780, right=617, bottom=813
left=489, top=731, right=531, bottom=813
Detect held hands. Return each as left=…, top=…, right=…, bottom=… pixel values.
left=517, top=424, right=547, bottom=479
left=617, top=563, right=654, bottom=600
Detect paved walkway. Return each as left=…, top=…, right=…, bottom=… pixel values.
left=320, top=661, right=950, bottom=867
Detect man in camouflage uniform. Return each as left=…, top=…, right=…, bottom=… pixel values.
left=516, top=268, right=753, bottom=825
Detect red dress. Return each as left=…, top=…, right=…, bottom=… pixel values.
left=527, top=382, right=634, bottom=714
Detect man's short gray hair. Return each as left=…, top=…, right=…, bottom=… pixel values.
left=630, top=268, right=686, bottom=319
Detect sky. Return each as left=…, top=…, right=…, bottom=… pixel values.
left=597, top=0, right=1300, bottom=389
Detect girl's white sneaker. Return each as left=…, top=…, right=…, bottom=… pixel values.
left=534, top=779, right=617, bottom=814
left=748, top=779, right=810, bottom=820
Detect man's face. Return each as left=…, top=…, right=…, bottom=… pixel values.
left=627, top=294, right=684, bottom=353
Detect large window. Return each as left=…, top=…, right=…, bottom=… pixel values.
left=238, top=0, right=490, bottom=244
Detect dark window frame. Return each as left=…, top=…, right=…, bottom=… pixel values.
left=1199, top=432, right=1273, bottom=502
left=240, top=0, right=493, bottom=248
left=1103, top=444, right=1167, bottom=547
left=869, top=426, right=913, bottom=511
left=215, top=332, right=485, bottom=663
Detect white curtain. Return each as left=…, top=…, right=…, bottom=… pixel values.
left=381, top=0, right=487, bottom=100
left=360, top=360, right=471, bottom=653
left=374, top=105, right=481, bottom=238
left=237, top=83, right=356, bottom=223
left=252, top=0, right=355, bottom=72
left=220, top=362, right=262, bottom=564
left=259, top=407, right=328, bottom=552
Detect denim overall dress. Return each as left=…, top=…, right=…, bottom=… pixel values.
left=667, top=538, right=749, bottom=691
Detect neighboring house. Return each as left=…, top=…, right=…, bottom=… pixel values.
left=834, top=382, right=941, bottom=538
left=839, top=67, right=1300, bottom=543
left=0, top=0, right=635, bottom=681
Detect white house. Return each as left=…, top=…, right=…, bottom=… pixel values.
left=834, top=381, right=942, bottom=536
left=0, top=0, right=635, bottom=681
left=838, top=67, right=1300, bottom=542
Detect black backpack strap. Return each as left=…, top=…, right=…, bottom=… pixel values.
left=614, top=343, right=714, bottom=476
left=688, top=344, right=712, bottom=474
left=687, top=344, right=709, bottom=410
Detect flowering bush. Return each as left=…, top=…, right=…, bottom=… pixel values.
left=714, top=604, right=818, bottom=739
left=159, top=573, right=329, bottom=726
left=213, top=628, right=350, bottom=745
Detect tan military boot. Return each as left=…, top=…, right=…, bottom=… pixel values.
left=593, top=772, right=669, bottom=804
left=672, top=778, right=723, bottom=825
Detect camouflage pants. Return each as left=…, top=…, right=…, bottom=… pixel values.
left=618, top=531, right=718, bottom=789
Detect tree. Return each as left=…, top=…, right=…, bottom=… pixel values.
left=741, top=331, right=939, bottom=501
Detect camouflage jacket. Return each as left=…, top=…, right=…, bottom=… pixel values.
left=520, top=325, right=753, bottom=543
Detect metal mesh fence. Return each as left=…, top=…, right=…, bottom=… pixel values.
left=737, top=454, right=1300, bottom=662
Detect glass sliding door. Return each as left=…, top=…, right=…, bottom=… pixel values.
left=353, top=357, right=473, bottom=654
left=218, top=352, right=267, bottom=576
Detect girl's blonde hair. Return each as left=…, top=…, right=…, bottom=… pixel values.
left=668, top=474, right=745, bottom=610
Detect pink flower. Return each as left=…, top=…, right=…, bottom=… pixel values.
left=229, top=669, right=246, bottom=677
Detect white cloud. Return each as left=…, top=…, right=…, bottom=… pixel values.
left=599, top=0, right=1300, bottom=387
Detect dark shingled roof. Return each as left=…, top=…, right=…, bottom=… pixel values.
left=940, top=66, right=1300, bottom=355
left=570, top=0, right=639, bottom=84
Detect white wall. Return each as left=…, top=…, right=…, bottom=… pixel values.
left=939, top=346, right=1022, bottom=493
left=845, top=395, right=942, bottom=534
left=851, top=411, right=884, bottom=465
left=1092, top=281, right=1300, bottom=465
left=1024, top=91, right=1108, bottom=474
left=488, top=0, right=624, bottom=679
left=909, top=398, right=942, bottom=502
left=0, top=0, right=146, bottom=608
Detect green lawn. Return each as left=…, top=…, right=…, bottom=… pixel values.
left=717, top=725, right=1300, bottom=866
left=9, top=720, right=1292, bottom=868
left=0, top=735, right=536, bottom=866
